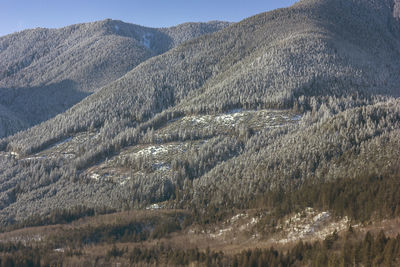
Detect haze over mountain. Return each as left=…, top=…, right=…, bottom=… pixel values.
left=0, top=20, right=230, bottom=138
left=0, top=0, right=400, bottom=264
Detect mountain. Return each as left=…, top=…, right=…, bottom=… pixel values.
left=0, top=1, right=400, bottom=263
left=0, top=20, right=230, bottom=138
left=4, top=0, right=400, bottom=154
left=0, top=0, right=400, bottom=266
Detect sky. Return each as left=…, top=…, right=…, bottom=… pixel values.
left=0, top=0, right=298, bottom=36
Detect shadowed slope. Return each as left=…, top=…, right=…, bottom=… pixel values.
left=0, top=20, right=230, bottom=137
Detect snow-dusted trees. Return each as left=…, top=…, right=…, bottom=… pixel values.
left=1, top=0, right=400, bottom=225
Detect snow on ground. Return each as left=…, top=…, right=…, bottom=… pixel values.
left=181, top=115, right=210, bottom=125
left=184, top=109, right=246, bottom=126
left=34, top=132, right=100, bottom=160
left=90, top=173, right=100, bottom=180
left=239, top=217, right=260, bottom=231
left=230, top=213, right=248, bottom=223
left=179, top=109, right=302, bottom=130
left=273, top=208, right=349, bottom=244
left=214, top=111, right=245, bottom=125
left=62, top=153, right=75, bottom=159
left=209, top=227, right=233, bottom=238
left=7, top=151, right=21, bottom=160
left=22, top=156, right=46, bottom=161
left=209, top=212, right=261, bottom=239
left=1, top=234, right=43, bottom=245
left=125, top=142, right=190, bottom=160
left=135, top=144, right=173, bottom=157
left=114, top=25, right=119, bottom=32
left=85, top=109, right=303, bottom=186
left=86, top=142, right=190, bottom=184
left=90, top=171, right=128, bottom=184
left=146, top=203, right=161, bottom=210
left=207, top=208, right=349, bottom=243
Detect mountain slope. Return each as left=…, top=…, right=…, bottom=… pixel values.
left=0, top=20, right=230, bottom=91
left=191, top=99, right=400, bottom=206
left=5, top=0, right=400, bottom=154
left=0, top=0, right=400, bottom=224
left=0, top=20, right=230, bottom=138
left=0, top=104, right=27, bottom=138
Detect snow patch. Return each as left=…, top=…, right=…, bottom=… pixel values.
left=146, top=203, right=161, bottom=210
left=250, top=217, right=259, bottom=225
left=136, top=145, right=172, bottom=157
left=209, top=213, right=261, bottom=239
left=90, top=173, right=100, bottom=180
left=10, top=151, right=19, bottom=159
left=182, top=115, right=210, bottom=125
left=180, top=109, right=302, bottom=130
left=313, top=211, right=329, bottom=223
left=142, top=33, right=153, bottom=49
left=210, top=227, right=233, bottom=238
left=214, top=112, right=244, bottom=124
left=274, top=208, right=349, bottom=244
left=5, top=234, right=42, bottom=244
left=114, top=25, right=119, bottom=31
left=230, top=213, right=248, bottom=223
left=62, top=153, right=75, bottom=159
left=239, top=217, right=259, bottom=231
left=22, top=156, right=46, bottom=161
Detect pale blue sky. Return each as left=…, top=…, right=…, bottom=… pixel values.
left=1, top=0, right=298, bottom=36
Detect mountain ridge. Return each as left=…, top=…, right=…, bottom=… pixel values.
left=5, top=0, right=400, bottom=155
left=0, top=19, right=231, bottom=138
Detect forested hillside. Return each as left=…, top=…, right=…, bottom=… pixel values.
left=0, top=0, right=399, bottom=222
left=5, top=0, right=400, bottom=154
left=0, top=20, right=230, bottom=138
left=0, top=0, right=400, bottom=265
